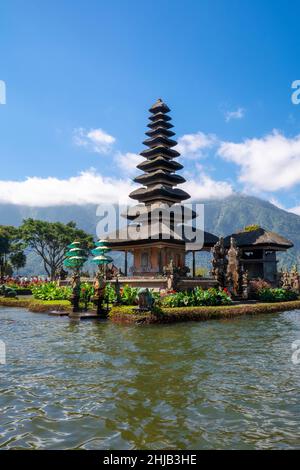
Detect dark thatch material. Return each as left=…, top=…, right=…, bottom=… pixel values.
left=143, top=135, right=177, bottom=148
left=147, top=119, right=174, bottom=129
left=149, top=98, right=171, bottom=114
left=129, top=98, right=190, bottom=205
left=224, top=227, right=294, bottom=249
left=149, top=112, right=172, bottom=122
left=140, top=146, right=180, bottom=159
left=145, top=127, right=175, bottom=138
left=134, top=170, right=186, bottom=186
left=129, top=185, right=190, bottom=204
left=122, top=203, right=197, bottom=221
left=107, top=225, right=218, bottom=249
left=137, top=156, right=183, bottom=172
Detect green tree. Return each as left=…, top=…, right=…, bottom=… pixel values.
left=20, top=219, right=93, bottom=280
left=0, top=225, right=26, bottom=278
left=10, top=251, right=27, bottom=273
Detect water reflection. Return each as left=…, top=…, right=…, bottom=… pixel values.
left=0, top=307, right=299, bottom=449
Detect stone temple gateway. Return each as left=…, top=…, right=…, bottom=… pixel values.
left=106, top=99, right=293, bottom=289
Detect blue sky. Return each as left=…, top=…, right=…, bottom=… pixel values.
left=1, top=0, right=300, bottom=213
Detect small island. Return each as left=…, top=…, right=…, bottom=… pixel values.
left=1, top=100, right=299, bottom=324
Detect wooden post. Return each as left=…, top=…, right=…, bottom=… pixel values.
left=192, top=251, right=196, bottom=277
left=158, top=249, right=162, bottom=273
left=124, top=251, right=128, bottom=276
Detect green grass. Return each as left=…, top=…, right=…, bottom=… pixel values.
left=0, top=296, right=71, bottom=312
left=110, top=300, right=300, bottom=324
left=34, top=300, right=70, bottom=305
left=2, top=296, right=300, bottom=323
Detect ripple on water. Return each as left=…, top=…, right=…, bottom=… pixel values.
left=0, top=307, right=300, bottom=449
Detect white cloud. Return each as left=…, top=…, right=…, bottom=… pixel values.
left=218, top=130, right=300, bottom=192
left=225, top=107, right=245, bottom=122
left=0, top=170, right=135, bottom=207
left=115, top=152, right=143, bottom=175
left=288, top=206, right=300, bottom=216
left=73, top=128, right=116, bottom=154
left=182, top=174, right=233, bottom=200
left=269, top=197, right=285, bottom=210
left=176, top=132, right=217, bottom=158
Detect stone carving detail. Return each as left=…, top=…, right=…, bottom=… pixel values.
left=211, top=237, right=249, bottom=298
left=114, top=273, right=122, bottom=304
left=226, top=237, right=242, bottom=297
left=163, top=259, right=178, bottom=291
left=70, top=271, right=81, bottom=312
left=242, top=271, right=249, bottom=300
left=71, top=272, right=81, bottom=299
left=211, top=237, right=227, bottom=288
left=290, top=266, right=300, bottom=293
left=137, top=288, right=155, bottom=312
left=93, top=270, right=107, bottom=315
left=280, top=266, right=300, bottom=293
left=106, top=264, right=119, bottom=280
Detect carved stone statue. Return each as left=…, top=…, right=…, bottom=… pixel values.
left=163, top=258, right=177, bottom=291
left=114, top=273, right=122, bottom=304
left=290, top=265, right=300, bottom=293
left=93, top=269, right=107, bottom=315
left=70, top=271, right=81, bottom=312
left=226, top=237, right=242, bottom=297
left=71, top=271, right=81, bottom=292
left=281, top=269, right=290, bottom=289
left=281, top=266, right=300, bottom=293
left=211, top=237, right=227, bottom=288
left=137, top=288, right=155, bottom=312
left=106, top=264, right=119, bottom=280
left=242, top=270, right=249, bottom=300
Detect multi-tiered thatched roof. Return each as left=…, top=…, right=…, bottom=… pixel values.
left=129, top=99, right=190, bottom=205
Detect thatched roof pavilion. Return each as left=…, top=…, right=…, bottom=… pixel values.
left=224, top=227, right=293, bottom=282
left=224, top=227, right=293, bottom=250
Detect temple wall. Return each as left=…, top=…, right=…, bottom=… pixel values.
left=131, top=246, right=186, bottom=275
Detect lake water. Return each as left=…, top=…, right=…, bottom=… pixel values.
left=0, top=307, right=300, bottom=450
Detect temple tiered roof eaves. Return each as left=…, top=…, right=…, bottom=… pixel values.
left=134, top=169, right=186, bottom=186
left=140, top=146, right=181, bottom=159
left=129, top=184, right=190, bottom=204
left=129, top=98, right=190, bottom=205
left=137, top=156, right=183, bottom=172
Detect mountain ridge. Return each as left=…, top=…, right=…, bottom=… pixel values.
left=1, top=194, right=299, bottom=274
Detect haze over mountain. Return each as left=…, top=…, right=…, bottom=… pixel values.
left=1, top=194, right=299, bottom=275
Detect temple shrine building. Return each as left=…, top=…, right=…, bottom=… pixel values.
left=106, top=99, right=293, bottom=288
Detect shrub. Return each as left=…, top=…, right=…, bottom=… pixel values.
left=105, top=283, right=117, bottom=303
left=250, top=278, right=272, bottom=294
left=120, top=285, right=139, bottom=305
left=80, top=282, right=94, bottom=304
left=195, top=267, right=208, bottom=277
left=243, top=224, right=260, bottom=232
left=32, top=282, right=72, bottom=301
left=162, top=287, right=232, bottom=308
left=258, top=288, right=298, bottom=302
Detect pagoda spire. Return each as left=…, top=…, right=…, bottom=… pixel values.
left=129, top=99, right=190, bottom=205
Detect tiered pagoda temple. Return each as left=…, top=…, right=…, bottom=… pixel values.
left=106, top=99, right=293, bottom=288
left=129, top=99, right=190, bottom=205
left=107, top=98, right=217, bottom=281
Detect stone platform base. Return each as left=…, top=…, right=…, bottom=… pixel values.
left=59, top=277, right=218, bottom=291
left=110, top=276, right=218, bottom=291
